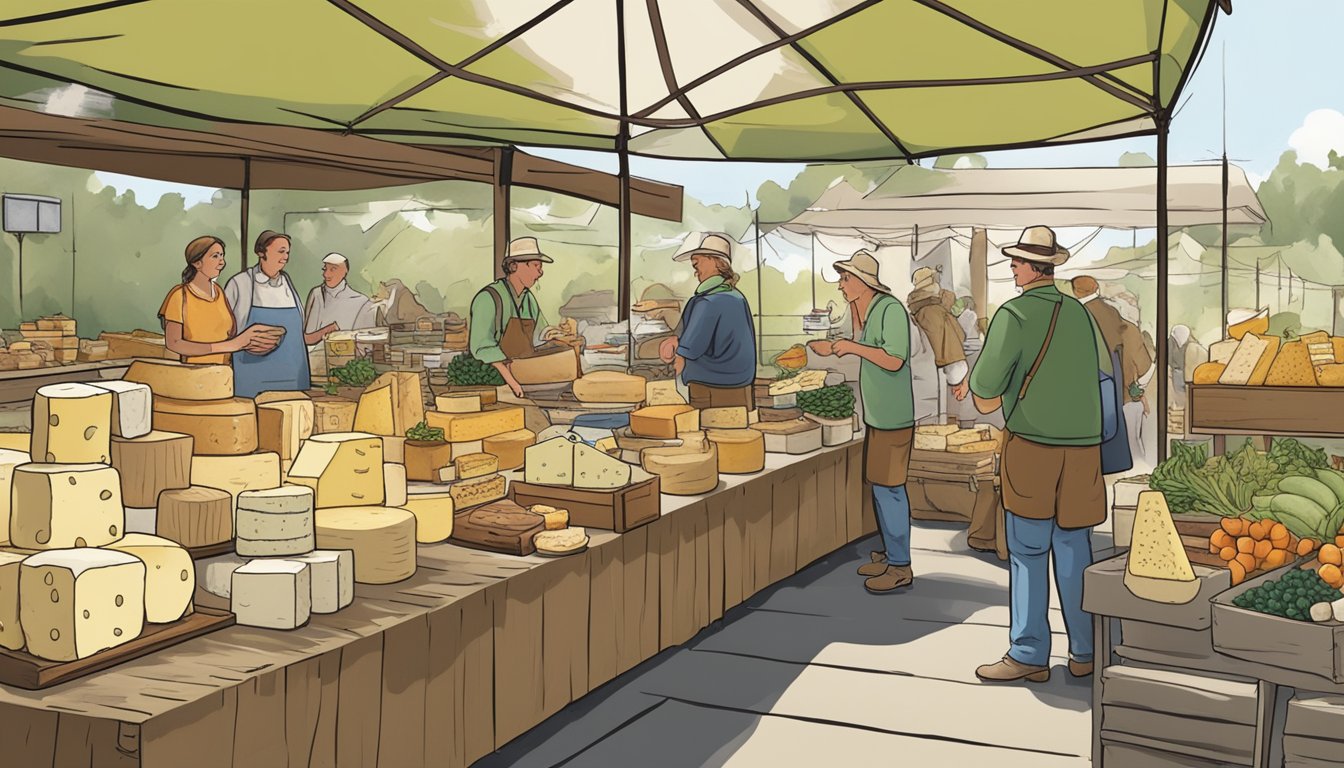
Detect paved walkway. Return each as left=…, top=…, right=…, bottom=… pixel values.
left=476, top=520, right=1113, bottom=767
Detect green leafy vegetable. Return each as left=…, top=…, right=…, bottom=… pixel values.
left=796, top=385, right=855, bottom=420
left=1231, top=568, right=1339, bottom=621
left=329, top=357, right=378, bottom=387
left=1151, top=437, right=1334, bottom=519
left=406, top=421, right=445, bottom=442
left=445, top=354, right=505, bottom=386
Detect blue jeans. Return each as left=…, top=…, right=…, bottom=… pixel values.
left=873, top=484, right=910, bottom=567
left=1006, top=513, right=1093, bottom=667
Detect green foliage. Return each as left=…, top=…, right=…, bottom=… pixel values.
left=796, top=385, right=855, bottom=420
left=406, top=420, right=445, bottom=442
left=1150, top=438, right=1329, bottom=517
left=445, top=353, right=505, bottom=386
left=329, top=357, right=378, bottom=387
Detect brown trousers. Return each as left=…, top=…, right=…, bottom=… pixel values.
left=687, top=382, right=754, bottom=410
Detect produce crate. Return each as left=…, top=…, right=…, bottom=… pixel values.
left=1189, top=384, right=1344, bottom=436
left=1211, top=560, right=1344, bottom=684
left=509, top=474, right=661, bottom=532
left=1083, top=552, right=1230, bottom=630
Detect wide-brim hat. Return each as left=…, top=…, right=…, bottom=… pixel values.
left=1001, top=225, right=1070, bottom=266
left=504, top=236, right=554, bottom=264
left=833, top=249, right=891, bottom=293
left=673, top=233, right=733, bottom=262
left=911, top=265, right=940, bottom=289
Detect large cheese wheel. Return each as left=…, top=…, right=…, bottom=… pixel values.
left=705, top=429, right=766, bottom=474
left=152, top=397, right=258, bottom=455
left=31, top=383, right=113, bottom=464
left=190, top=452, right=282, bottom=512
left=157, top=485, right=233, bottom=547
left=11, top=463, right=124, bottom=549
left=314, top=506, right=417, bottom=584
left=106, top=533, right=195, bottom=623
left=425, top=406, right=525, bottom=442
left=288, top=433, right=385, bottom=508
left=124, top=359, right=234, bottom=401
left=573, top=371, right=646, bottom=403
left=483, top=428, right=536, bottom=471
left=110, top=430, right=193, bottom=507
left=641, top=445, right=719, bottom=496
left=629, top=405, right=699, bottom=439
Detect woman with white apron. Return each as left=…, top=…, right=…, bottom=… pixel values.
left=223, top=231, right=314, bottom=398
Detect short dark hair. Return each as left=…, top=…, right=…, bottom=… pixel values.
left=1039, top=264, right=1055, bottom=277
left=253, top=230, right=291, bottom=257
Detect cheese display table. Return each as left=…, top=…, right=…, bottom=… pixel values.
left=0, top=442, right=869, bottom=768
left=0, top=359, right=132, bottom=406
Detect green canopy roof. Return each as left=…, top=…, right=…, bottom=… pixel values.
left=0, top=0, right=1225, bottom=162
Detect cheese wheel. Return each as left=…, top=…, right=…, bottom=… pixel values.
left=573, top=371, right=646, bottom=403
left=190, top=452, right=282, bottom=512
left=0, top=448, right=32, bottom=547
left=434, top=393, right=481, bottom=413
left=152, top=396, right=258, bottom=455
left=157, top=486, right=233, bottom=548
left=314, top=506, right=417, bottom=584
left=630, top=405, right=699, bottom=439
left=86, top=380, right=153, bottom=439
left=235, top=486, right=316, bottom=557
left=641, top=445, right=719, bottom=496
left=32, top=383, right=113, bottom=464
left=257, top=399, right=315, bottom=462
left=288, top=433, right=384, bottom=508
left=399, top=492, right=455, bottom=543
left=425, top=406, right=526, bottom=442
left=483, top=428, right=536, bottom=471
left=11, top=463, right=125, bottom=549
left=106, top=533, right=195, bottom=624
left=124, top=360, right=234, bottom=401
left=110, top=430, right=193, bottom=508
left=705, top=429, right=766, bottom=474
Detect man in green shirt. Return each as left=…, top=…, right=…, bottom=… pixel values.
left=969, top=226, right=1107, bottom=685
left=469, top=237, right=552, bottom=398
left=809, top=249, right=916, bottom=594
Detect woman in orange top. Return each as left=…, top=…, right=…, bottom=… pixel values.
left=159, top=236, right=276, bottom=363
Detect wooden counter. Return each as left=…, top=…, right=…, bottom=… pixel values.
left=0, top=442, right=871, bottom=768
left=0, top=358, right=132, bottom=405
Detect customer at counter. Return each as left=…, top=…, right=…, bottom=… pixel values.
left=303, top=252, right=377, bottom=337
left=159, top=235, right=278, bottom=364
left=224, top=230, right=329, bottom=397
left=666, top=233, right=757, bottom=409
left=469, top=237, right=553, bottom=399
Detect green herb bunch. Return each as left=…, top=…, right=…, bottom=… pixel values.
left=796, top=385, right=856, bottom=420
left=406, top=421, right=445, bottom=442
left=445, top=354, right=505, bottom=386
left=329, top=357, right=378, bottom=387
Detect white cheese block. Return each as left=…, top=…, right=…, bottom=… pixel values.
left=314, top=506, right=417, bottom=584
left=290, top=550, right=355, bottom=614
left=256, top=399, right=315, bottom=462
left=109, top=430, right=193, bottom=508
left=0, top=448, right=30, bottom=547
left=11, top=463, right=125, bottom=549
left=196, top=553, right=248, bottom=599
left=1124, top=491, right=1199, bottom=604
left=806, top=415, right=856, bottom=446
left=701, top=407, right=751, bottom=429
left=31, top=382, right=113, bottom=464
left=572, top=371, right=646, bottom=403
left=913, top=433, right=948, bottom=451
left=383, top=463, right=408, bottom=507
left=105, top=533, right=194, bottom=623
left=750, top=419, right=822, bottom=455
left=21, top=549, right=146, bottom=661
left=123, top=360, right=234, bottom=401
left=399, top=492, right=455, bottom=543
left=190, top=452, right=282, bottom=513
left=0, top=551, right=25, bottom=650
left=231, top=559, right=311, bottom=630
left=86, top=380, right=153, bottom=439
left=235, top=486, right=316, bottom=557
left=641, top=445, right=719, bottom=496
left=287, top=432, right=384, bottom=508
left=705, top=429, right=766, bottom=474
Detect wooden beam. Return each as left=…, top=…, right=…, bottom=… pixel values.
left=509, top=153, right=682, bottom=222
left=493, top=147, right=513, bottom=280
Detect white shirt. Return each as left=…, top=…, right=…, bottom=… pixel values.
left=252, top=269, right=297, bottom=309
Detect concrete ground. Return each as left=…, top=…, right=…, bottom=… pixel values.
left=475, top=519, right=1115, bottom=768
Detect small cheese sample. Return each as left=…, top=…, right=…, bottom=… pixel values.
left=434, top=393, right=481, bottom=413
left=354, top=372, right=425, bottom=437
left=630, top=405, right=700, bottom=439
left=1124, top=491, right=1199, bottom=604
left=21, top=549, right=146, bottom=661
left=124, top=360, right=234, bottom=401
left=11, top=464, right=124, bottom=549
left=404, top=440, right=454, bottom=482
left=1218, top=333, right=1278, bottom=386
left=196, top=553, right=248, bottom=599
left=86, top=380, right=153, bottom=439
left=705, top=429, right=766, bottom=474
left=645, top=379, right=686, bottom=406
left=529, top=505, right=569, bottom=530
left=312, top=398, right=357, bottom=434
left=450, top=473, right=508, bottom=509
left=314, top=506, right=417, bottom=584
left=0, top=449, right=31, bottom=547
left=0, top=551, right=25, bottom=650
left=235, top=486, right=316, bottom=557
left=190, top=452, right=281, bottom=512
left=1265, top=340, right=1316, bottom=386
left=573, top=371, right=646, bottom=403
left=105, top=533, right=194, bottom=623
left=750, top=419, right=822, bottom=455
left=110, top=430, right=193, bottom=508
left=483, top=428, right=536, bottom=471
left=290, top=550, right=354, bottom=614
left=231, top=559, right=311, bottom=630
left=454, top=452, right=499, bottom=481
left=641, top=445, right=719, bottom=496
left=157, top=486, right=233, bottom=547
left=152, top=396, right=258, bottom=455
left=287, top=432, right=384, bottom=508
left=701, top=407, right=751, bottom=429
left=31, top=383, right=113, bottom=464
left=256, top=398, right=314, bottom=462
left=384, top=463, right=408, bottom=507
left=399, top=492, right=455, bottom=543
left=425, top=406, right=525, bottom=442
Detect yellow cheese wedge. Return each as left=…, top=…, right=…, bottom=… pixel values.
left=425, top=406, right=525, bottom=442
left=508, top=348, right=580, bottom=385
left=1265, top=341, right=1316, bottom=386
left=630, top=405, right=700, bottom=439
left=701, top=407, right=751, bottom=429
left=354, top=372, right=425, bottom=437
left=288, top=433, right=385, bottom=508
left=483, top=429, right=537, bottom=471
left=123, top=359, right=234, bottom=400
left=705, top=429, right=766, bottom=474
left=32, top=383, right=113, bottom=464
left=573, top=371, right=646, bottom=403
left=1124, top=491, right=1199, bottom=604
left=529, top=504, right=570, bottom=530
left=1218, top=333, right=1276, bottom=386
left=449, top=473, right=507, bottom=509
left=1191, top=362, right=1226, bottom=385
left=399, top=492, right=455, bottom=543
left=1207, top=339, right=1239, bottom=365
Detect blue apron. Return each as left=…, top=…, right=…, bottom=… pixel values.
left=233, top=304, right=310, bottom=398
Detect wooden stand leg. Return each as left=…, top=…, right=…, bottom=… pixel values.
left=1212, top=434, right=1226, bottom=456
left=1252, top=680, right=1277, bottom=768
left=1092, top=613, right=1112, bottom=768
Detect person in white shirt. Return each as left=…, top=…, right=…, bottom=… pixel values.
left=303, top=252, right=377, bottom=338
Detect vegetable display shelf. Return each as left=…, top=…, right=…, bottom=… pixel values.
left=1188, top=384, right=1344, bottom=454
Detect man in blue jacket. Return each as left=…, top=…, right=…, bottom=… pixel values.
left=668, top=234, right=758, bottom=409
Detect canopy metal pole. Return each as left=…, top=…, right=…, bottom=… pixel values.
left=810, top=233, right=817, bottom=310
left=1156, top=117, right=1171, bottom=462
left=239, top=157, right=251, bottom=272
left=1220, top=151, right=1229, bottom=324
left=755, top=210, right=764, bottom=358
left=493, top=147, right=513, bottom=279
left=615, top=0, right=632, bottom=371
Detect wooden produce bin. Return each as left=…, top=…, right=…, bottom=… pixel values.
left=1211, top=562, right=1344, bottom=685
left=1189, top=384, right=1344, bottom=437
left=509, top=475, right=661, bottom=532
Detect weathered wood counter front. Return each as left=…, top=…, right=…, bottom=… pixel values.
left=0, top=442, right=870, bottom=768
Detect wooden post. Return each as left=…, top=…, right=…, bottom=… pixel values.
left=1333, top=285, right=1344, bottom=336
left=754, top=210, right=763, bottom=359
left=616, top=0, right=632, bottom=371
left=239, top=157, right=251, bottom=273
left=1156, top=119, right=1171, bottom=463
left=493, top=147, right=513, bottom=280
left=970, top=227, right=988, bottom=326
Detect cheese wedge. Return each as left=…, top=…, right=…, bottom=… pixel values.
left=641, top=444, right=719, bottom=496
left=1192, top=362, right=1226, bottom=385
left=0, top=449, right=31, bottom=547
left=701, top=407, right=751, bottom=429
left=190, top=452, right=281, bottom=512
left=1208, top=338, right=1239, bottom=365
left=450, top=473, right=508, bottom=509
left=573, top=371, right=646, bottom=403
left=314, top=506, right=417, bottom=584
left=11, top=463, right=125, bottom=549
left=156, top=486, right=233, bottom=547
left=231, top=559, right=311, bottom=630
left=123, top=360, right=234, bottom=401
left=1218, top=333, right=1276, bottom=386
left=106, top=533, right=194, bottom=623
left=399, top=492, right=455, bottom=543
left=152, top=396, right=258, bottom=455
left=32, top=383, right=113, bottom=464
left=235, top=486, right=316, bottom=557
left=1124, top=491, right=1199, bottom=604
left=434, top=393, right=481, bottom=413
left=354, top=372, right=425, bottom=437
left=630, top=405, right=700, bottom=439
left=110, top=430, right=193, bottom=508
left=425, top=406, right=525, bottom=442
left=288, top=432, right=384, bottom=508
left=572, top=442, right=632, bottom=489
left=645, top=379, right=686, bottom=406
left=1265, top=340, right=1316, bottom=386
left=525, top=436, right=576, bottom=486
left=383, top=463, right=408, bottom=507
left=257, top=399, right=315, bottom=462
left=454, top=452, right=499, bottom=481
left=483, top=428, right=537, bottom=471
left=86, top=380, right=153, bottom=439
left=289, top=550, right=354, bottom=614
left=21, top=549, right=146, bottom=661
left=0, top=551, right=25, bottom=650
left=705, top=429, right=766, bottom=474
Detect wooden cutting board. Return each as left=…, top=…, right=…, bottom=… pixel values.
left=450, top=499, right=545, bottom=556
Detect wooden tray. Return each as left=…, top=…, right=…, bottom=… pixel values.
left=0, top=606, right=234, bottom=690
left=1211, top=559, right=1344, bottom=684
left=510, top=475, right=661, bottom=533
left=186, top=541, right=234, bottom=560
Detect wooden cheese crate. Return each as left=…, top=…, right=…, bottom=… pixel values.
left=1211, top=560, right=1344, bottom=684
left=509, top=475, right=661, bottom=532
left=1189, top=384, right=1344, bottom=436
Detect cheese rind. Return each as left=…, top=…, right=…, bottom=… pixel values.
left=0, top=449, right=31, bottom=547
left=290, top=550, right=354, bottom=613
left=482, top=429, right=537, bottom=471
left=449, top=474, right=508, bottom=510
left=152, top=396, right=258, bottom=455
left=399, top=492, right=455, bottom=543
left=256, top=399, right=315, bottom=462
left=231, top=560, right=311, bottom=630
left=123, top=360, right=234, bottom=401
left=641, top=445, right=719, bottom=495
left=287, top=433, right=385, bottom=508
left=383, top=463, right=408, bottom=507
left=11, top=463, right=125, bottom=549
left=630, top=405, right=699, bottom=439
left=573, top=371, right=646, bottom=403
left=0, top=551, right=25, bottom=650
left=424, top=406, right=525, bottom=442
left=190, top=452, right=282, bottom=512
left=157, top=486, right=233, bottom=547
left=105, top=533, right=194, bottom=623
left=454, top=452, right=499, bottom=481
left=86, top=380, right=153, bottom=439
left=21, top=549, right=146, bottom=661
left=109, top=430, right=193, bottom=508
left=32, top=383, right=113, bottom=464
left=1124, top=491, right=1199, bottom=604
left=314, top=506, right=417, bottom=584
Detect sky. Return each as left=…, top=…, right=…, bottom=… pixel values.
left=94, top=2, right=1344, bottom=216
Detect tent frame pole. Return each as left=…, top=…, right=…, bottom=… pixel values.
left=493, top=146, right=513, bottom=279
left=616, top=0, right=633, bottom=371
left=1156, top=116, right=1171, bottom=462
left=239, top=157, right=251, bottom=272
left=755, top=210, right=764, bottom=358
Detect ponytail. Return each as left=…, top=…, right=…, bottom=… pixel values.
left=183, top=235, right=224, bottom=284
left=713, top=256, right=739, bottom=287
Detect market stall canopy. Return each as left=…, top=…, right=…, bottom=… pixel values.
left=782, top=164, right=1267, bottom=234
left=0, top=0, right=1225, bottom=162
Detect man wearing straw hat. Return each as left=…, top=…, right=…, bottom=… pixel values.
left=969, top=225, right=1107, bottom=683
left=908, top=265, right=970, bottom=406
left=469, top=237, right=554, bottom=399
left=809, top=249, right=917, bottom=594
left=666, top=233, right=758, bottom=409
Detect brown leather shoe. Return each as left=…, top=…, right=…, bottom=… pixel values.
left=857, top=550, right=888, bottom=577
left=863, top=564, right=913, bottom=593
left=1068, top=658, right=1094, bottom=678
left=975, top=655, right=1050, bottom=684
